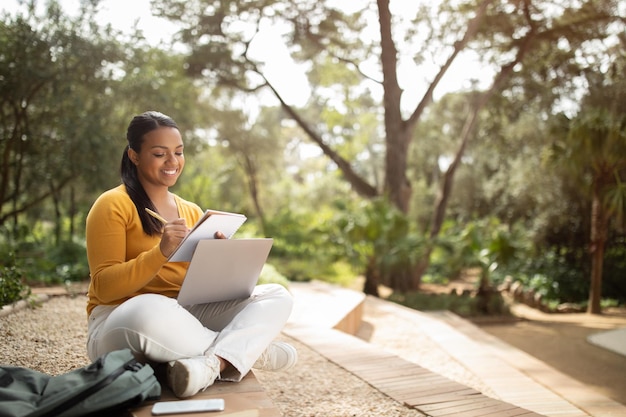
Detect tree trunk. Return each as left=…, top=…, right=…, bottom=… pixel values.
left=240, top=153, right=267, bottom=236
left=50, top=181, right=62, bottom=245
left=587, top=186, right=607, bottom=314
left=377, top=0, right=411, bottom=214
left=363, top=255, right=381, bottom=297
left=69, top=186, right=76, bottom=238
left=411, top=251, right=432, bottom=290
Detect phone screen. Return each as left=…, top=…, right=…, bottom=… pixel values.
left=151, top=398, right=225, bottom=415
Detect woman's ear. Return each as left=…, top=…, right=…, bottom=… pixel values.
left=127, top=147, right=139, bottom=165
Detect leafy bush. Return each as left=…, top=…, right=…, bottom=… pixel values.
left=506, top=249, right=589, bottom=303
left=0, top=264, right=31, bottom=307
left=258, top=263, right=290, bottom=288
left=0, top=234, right=89, bottom=286
left=47, top=240, right=90, bottom=283
left=387, top=290, right=510, bottom=317
left=602, top=236, right=626, bottom=303
left=333, top=197, right=426, bottom=290
left=265, top=205, right=356, bottom=284
left=427, top=218, right=530, bottom=286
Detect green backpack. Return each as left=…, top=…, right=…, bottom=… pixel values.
left=0, top=349, right=161, bottom=417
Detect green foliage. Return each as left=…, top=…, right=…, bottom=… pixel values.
left=428, top=217, right=618, bottom=305
left=0, top=222, right=89, bottom=286
left=603, top=237, right=626, bottom=302
left=512, top=238, right=626, bottom=305
left=333, top=197, right=426, bottom=289
left=48, top=241, right=90, bottom=283
left=427, top=218, right=528, bottom=284
left=258, top=264, right=290, bottom=289
left=523, top=250, right=588, bottom=302
left=265, top=205, right=352, bottom=284
left=0, top=263, right=31, bottom=308
left=388, top=291, right=510, bottom=318
left=1, top=0, right=625, bottom=313
left=0, top=3, right=127, bottom=225
left=421, top=217, right=622, bottom=306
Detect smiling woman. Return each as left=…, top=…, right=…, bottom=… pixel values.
left=121, top=112, right=185, bottom=235
left=83, top=110, right=298, bottom=399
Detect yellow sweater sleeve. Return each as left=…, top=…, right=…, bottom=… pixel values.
left=85, top=185, right=202, bottom=316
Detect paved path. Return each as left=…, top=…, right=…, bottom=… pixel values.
left=477, top=303, right=626, bottom=406
left=287, top=281, right=626, bottom=417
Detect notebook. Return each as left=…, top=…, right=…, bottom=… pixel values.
left=168, top=209, right=247, bottom=262
left=177, top=238, right=274, bottom=305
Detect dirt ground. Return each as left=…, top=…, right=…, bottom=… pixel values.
left=410, top=275, right=626, bottom=405
left=412, top=274, right=626, bottom=407
left=476, top=304, right=626, bottom=406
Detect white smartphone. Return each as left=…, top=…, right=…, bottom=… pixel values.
left=151, top=398, right=225, bottom=415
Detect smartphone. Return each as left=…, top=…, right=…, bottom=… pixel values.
left=151, top=398, right=225, bottom=415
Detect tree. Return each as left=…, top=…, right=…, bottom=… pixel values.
left=416, top=0, right=626, bottom=286
left=549, top=73, right=626, bottom=313
left=153, top=0, right=624, bottom=293
left=0, top=1, right=214, bottom=244
left=0, top=2, right=121, bottom=238
left=207, top=104, right=288, bottom=234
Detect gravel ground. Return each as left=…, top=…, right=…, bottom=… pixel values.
left=0, top=295, right=426, bottom=416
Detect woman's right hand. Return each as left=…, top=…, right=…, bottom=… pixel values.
left=159, top=218, right=189, bottom=258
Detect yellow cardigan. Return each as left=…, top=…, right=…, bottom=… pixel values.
left=85, top=185, right=202, bottom=316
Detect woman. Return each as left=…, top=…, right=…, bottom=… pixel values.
left=85, top=111, right=296, bottom=399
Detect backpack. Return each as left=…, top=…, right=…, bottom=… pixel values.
left=0, top=348, right=161, bottom=417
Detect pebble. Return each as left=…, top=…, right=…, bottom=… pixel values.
left=1, top=296, right=426, bottom=416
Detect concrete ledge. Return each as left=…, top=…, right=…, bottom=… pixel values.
left=130, top=372, right=281, bottom=417
left=287, top=280, right=365, bottom=335
left=0, top=294, right=49, bottom=318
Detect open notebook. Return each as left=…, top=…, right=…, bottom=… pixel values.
left=168, top=209, right=247, bottom=262
left=177, top=238, right=274, bottom=305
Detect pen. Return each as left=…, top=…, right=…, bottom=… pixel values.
left=145, top=208, right=168, bottom=225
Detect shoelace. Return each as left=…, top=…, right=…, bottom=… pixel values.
left=254, top=350, right=271, bottom=369
left=200, top=357, right=221, bottom=392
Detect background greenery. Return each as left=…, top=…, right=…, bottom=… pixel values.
left=1, top=0, right=625, bottom=316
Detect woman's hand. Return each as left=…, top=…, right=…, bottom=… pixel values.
left=159, top=218, right=189, bottom=258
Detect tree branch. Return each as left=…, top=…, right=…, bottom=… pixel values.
left=405, top=0, right=495, bottom=133
left=261, top=73, right=379, bottom=198
left=0, top=175, right=74, bottom=226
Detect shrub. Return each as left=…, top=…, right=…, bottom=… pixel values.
left=387, top=290, right=510, bottom=317
left=259, top=263, right=290, bottom=288
left=0, top=264, right=31, bottom=308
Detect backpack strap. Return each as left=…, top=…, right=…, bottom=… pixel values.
left=38, top=357, right=140, bottom=417
left=0, top=369, right=14, bottom=388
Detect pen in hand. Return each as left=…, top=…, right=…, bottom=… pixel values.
left=146, top=207, right=225, bottom=239
left=145, top=208, right=168, bottom=225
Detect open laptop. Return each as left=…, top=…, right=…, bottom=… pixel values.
left=177, top=238, right=274, bottom=306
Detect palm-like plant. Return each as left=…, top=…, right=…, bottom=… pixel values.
left=552, top=107, right=626, bottom=313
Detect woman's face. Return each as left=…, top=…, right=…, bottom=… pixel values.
left=129, top=126, right=185, bottom=190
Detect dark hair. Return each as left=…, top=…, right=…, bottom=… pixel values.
left=121, top=111, right=180, bottom=236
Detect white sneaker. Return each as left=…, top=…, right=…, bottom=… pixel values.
left=167, top=355, right=221, bottom=398
left=253, top=341, right=298, bottom=371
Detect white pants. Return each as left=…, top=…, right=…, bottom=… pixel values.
left=87, top=284, right=293, bottom=381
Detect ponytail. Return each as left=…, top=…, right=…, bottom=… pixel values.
left=120, top=111, right=180, bottom=236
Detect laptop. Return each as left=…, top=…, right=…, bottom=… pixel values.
left=177, top=238, right=274, bottom=306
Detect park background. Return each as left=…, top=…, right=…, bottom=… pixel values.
left=1, top=0, right=625, bottom=317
